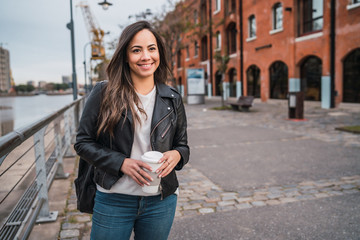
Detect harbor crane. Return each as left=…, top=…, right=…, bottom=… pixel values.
left=78, top=2, right=106, bottom=60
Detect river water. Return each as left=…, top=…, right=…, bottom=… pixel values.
left=0, top=94, right=77, bottom=136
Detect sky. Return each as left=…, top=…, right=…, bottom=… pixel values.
left=0, top=0, right=172, bottom=85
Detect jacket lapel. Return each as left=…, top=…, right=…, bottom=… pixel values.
left=151, top=84, right=173, bottom=131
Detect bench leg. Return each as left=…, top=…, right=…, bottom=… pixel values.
left=241, top=106, right=250, bottom=112
left=231, top=105, right=239, bottom=111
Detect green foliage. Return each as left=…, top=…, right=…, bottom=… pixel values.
left=336, top=126, right=360, bottom=134
left=15, top=84, right=34, bottom=92
left=211, top=106, right=232, bottom=110
left=214, top=51, right=230, bottom=74
left=54, top=83, right=70, bottom=91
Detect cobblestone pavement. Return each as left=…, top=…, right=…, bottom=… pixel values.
left=58, top=98, right=360, bottom=239
left=175, top=166, right=360, bottom=217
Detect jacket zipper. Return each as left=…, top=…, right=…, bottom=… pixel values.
left=150, top=110, right=173, bottom=200
left=161, top=121, right=172, bottom=138
left=150, top=110, right=173, bottom=138
left=150, top=110, right=173, bottom=150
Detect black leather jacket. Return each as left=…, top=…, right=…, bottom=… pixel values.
left=74, top=81, right=189, bottom=199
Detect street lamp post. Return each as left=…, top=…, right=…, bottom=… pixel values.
left=83, top=42, right=91, bottom=94
left=67, top=0, right=78, bottom=100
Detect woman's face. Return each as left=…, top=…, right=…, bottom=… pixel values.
left=127, top=29, right=160, bottom=82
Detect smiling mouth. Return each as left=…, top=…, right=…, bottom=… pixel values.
left=138, top=63, right=154, bottom=68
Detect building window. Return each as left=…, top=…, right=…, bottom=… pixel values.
left=298, top=0, right=323, bottom=36
left=347, top=0, right=360, bottom=10
left=225, top=0, right=236, bottom=15
left=215, top=31, right=221, bottom=50
left=177, top=50, right=182, bottom=68
left=273, top=3, right=283, bottom=30
left=231, top=0, right=236, bottom=13
left=194, top=41, right=199, bottom=57
left=201, top=36, right=208, bottom=61
left=186, top=45, right=190, bottom=59
left=227, top=23, right=237, bottom=54
left=248, top=15, right=256, bottom=38
left=215, top=0, right=221, bottom=12
left=200, top=0, right=207, bottom=25
left=194, top=10, right=198, bottom=24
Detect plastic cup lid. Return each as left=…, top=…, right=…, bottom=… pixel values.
left=141, top=151, right=163, bottom=163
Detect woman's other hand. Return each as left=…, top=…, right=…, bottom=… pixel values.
left=156, top=150, right=181, bottom=178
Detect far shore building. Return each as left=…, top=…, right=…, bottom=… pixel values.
left=0, top=47, right=11, bottom=92
left=27, top=80, right=36, bottom=87
left=38, top=81, right=47, bottom=89
left=171, top=0, right=360, bottom=107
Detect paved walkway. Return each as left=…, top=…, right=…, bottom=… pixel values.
left=31, top=97, right=360, bottom=239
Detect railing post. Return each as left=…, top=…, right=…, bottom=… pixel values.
left=64, top=109, right=75, bottom=158
left=54, top=117, right=69, bottom=179
left=70, top=106, right=76, bottom=143
left=34, top=127, right=58, bottom=223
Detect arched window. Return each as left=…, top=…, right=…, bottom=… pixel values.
left=227, top=23, right=237, bottom=54
left=343, top=48, right=360, bottom=103
left=272, top=3, right=283, bottom=30
left=201, top=36, right=208, bottom=61
left=248, top=15, right=256, bottom=38
left=269, top=61, right=288, bottom=99
left=215, top=71, right=222, bottom=96
left=246, top=65, right=261, bottom=97
left=215, top=31, right=221, bottom=50
left=228, top=68, right=237, bottom=97
left=300, top=56, right=322, bottom=101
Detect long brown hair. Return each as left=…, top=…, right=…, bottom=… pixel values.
left=97, top=21, right=171, bottom=137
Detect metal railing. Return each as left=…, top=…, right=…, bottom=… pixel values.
left=0, top=97, right=85, bottom=240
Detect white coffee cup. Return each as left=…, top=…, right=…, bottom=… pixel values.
left=140, top=151, right=164, bottom=193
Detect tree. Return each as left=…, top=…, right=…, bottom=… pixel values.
left=93, top=59, right=109, bottom=82
left=15, top=84, right=34, bottom=93
left=151, top=0, right=197, bottom=86
left=214, top=50, right=230, bottom=107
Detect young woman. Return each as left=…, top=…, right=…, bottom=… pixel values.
left=74, top=21, right=189, bottom=240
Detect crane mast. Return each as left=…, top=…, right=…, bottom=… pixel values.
left=78, top=2, right=105, bottom=60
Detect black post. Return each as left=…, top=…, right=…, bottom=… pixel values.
left=239, top=0, right=244, bottom=96
left=330, top=0, right=336, bottom=108
left=67, top=0, right=78, bottom=100
left=208, top=0, right=213, bottom=96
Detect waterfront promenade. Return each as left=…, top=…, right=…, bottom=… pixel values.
left=28, top=97, right=360, bottom=239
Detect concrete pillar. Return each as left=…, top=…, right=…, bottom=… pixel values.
left=207, top=83, right=212, bottom=98
left=321, top=76, right=331, bottom=109
left=236, top=81, right=242, bottom=98
left=289, top=78, right=301, bottom=92
left=222, top=82, right=230, bottom=100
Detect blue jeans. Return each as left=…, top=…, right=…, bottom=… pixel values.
left=91, top=190, right=177, bottom=240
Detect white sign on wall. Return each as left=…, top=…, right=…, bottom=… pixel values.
left=187, top=68, right=205, bottom=95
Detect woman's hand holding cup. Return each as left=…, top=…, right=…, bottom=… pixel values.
left=121, top=158, right=153, bottom=187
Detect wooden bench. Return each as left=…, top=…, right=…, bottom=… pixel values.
left=228, top=96, right=255, bottom=112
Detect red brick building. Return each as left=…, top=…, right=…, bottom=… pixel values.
left=171, top=0, right=360, bottom=107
